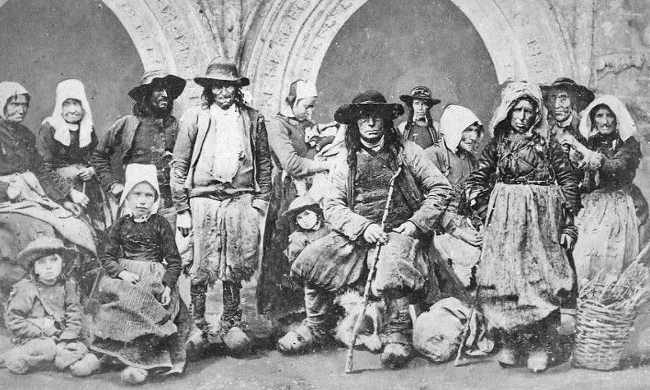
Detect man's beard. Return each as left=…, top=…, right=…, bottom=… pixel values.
left=150, top=101, right=172, bottom=117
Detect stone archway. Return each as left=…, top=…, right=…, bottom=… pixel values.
left=244, top=0, right=578, bottom=118
left=100, top=0, right=216, bottom=110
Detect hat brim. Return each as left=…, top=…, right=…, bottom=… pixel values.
left=334, top=103, right=405, bottom=125
left=277, top=204, right=321, bottom=227
left=541, top=82, right=595, bottom=108
left=128, top=75, right=187, bottom=101
left=18, top=246, right=78, bottom=270
left=399, top=95, right=442, bottom=107
left=193, top=76, right=250, bottom=88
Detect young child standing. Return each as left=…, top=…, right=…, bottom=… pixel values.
left=89, top=172, right=189, bottom=385
left=1, top=237, right=99, bottom=376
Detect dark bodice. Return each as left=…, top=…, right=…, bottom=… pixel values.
left=465, top=130, right=581, bottom=213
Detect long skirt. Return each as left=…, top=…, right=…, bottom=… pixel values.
left=256, top=172, right=305, bottom=319
left=477, top=183, right=573, bottom=332
left=189, top=193, right=261, bottom=285
left=573, top=187, right=639, bottom=285
left=90, top=259, right=189, bottom=370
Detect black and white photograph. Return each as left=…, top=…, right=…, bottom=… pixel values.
left=1, top=0, right=650, bottom=389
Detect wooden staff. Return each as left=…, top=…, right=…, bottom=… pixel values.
left=345, top=166, right=402, bottom=374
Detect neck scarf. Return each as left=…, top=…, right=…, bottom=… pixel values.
left=360, top=135, right=385, bottom=152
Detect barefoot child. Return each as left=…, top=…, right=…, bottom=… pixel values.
left=89, top=172, right=189, bottom=385
left=1, top=237, right=99, bottom=376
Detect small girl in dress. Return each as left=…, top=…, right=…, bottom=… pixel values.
left=89, top=171, right=189, bottom=385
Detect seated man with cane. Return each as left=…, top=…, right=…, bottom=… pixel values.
left=277, top=90, right=454, bottom=369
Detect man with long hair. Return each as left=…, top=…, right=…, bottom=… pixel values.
left=398, top=86, right=442, bottom=150
left=171, top=60, right=272, bottom=355
left=277, top=90, right=454, bottom=369
left=91, top=70, right=186, bottom=215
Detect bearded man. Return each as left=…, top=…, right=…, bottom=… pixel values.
left=171, top=60, right=272, bottom=354
left=277, top=90, right=453, bottom=369
left=91, top=70, right=186, bottom=217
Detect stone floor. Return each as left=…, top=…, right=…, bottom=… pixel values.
left=3, top=276, right=650, bottom=389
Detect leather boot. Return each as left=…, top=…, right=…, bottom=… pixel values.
left=380, top=297, right=413, bottom=369
left=218, top=281, right=252, bottom=355
left=277, top=285, right=333, bottom=354
left=187, top=284, right=215, bottom=356
left=497, top=331, right=518, bottom=368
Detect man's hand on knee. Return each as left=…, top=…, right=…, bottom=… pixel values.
left=363, top=224, right=387, bottom=244
left=393, top=221, right=418, bottom=237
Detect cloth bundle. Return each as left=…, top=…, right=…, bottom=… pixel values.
left=413, top=297, right=493, bottom=362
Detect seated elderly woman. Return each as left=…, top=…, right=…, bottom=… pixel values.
left=465, top=81, right=580, bottom=373
left=0, top=81, right=95, bottom=316
left=37, top=79, right=115, bottom=238
left=561, top=95, right=642, bottom=285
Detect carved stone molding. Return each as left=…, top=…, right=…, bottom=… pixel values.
left=244, top=0, right=577, bottom=118
left=101, top=0, right=214, bottom=110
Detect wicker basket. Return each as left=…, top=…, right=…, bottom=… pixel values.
left=572, top=297, right=638, bottom=370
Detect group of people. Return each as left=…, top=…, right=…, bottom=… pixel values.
left=0, top=57, right=645, bottom=383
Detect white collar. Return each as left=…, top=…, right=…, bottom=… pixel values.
left=210, top=104, right=239, bottom=117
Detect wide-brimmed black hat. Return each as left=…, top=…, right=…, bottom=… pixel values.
left=540, top=77, right=595, bottom=111
left=128, top=70, right=186, bottom=101
left=334, top=90, right=404, bottom=125
left=194, top=60, right=250, bottom=88
left=399, top=86, right=441, bottom=107
left=16, top=237, right=78, bottom=270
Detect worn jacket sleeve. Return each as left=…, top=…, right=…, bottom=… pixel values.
left=35, top=124, right=76, bottom=191
left=91, top=117, right=126, bottom=191
left=600, top=137, right=642, bottom=182
left=4, top=281, right=43, bottom=339
left=159, top=215, right=182, bottom=287
left=401, top=142, right=454, bottom=233
left=464, top=138, right=498, bottom=202
left=323, top=155, right=374, bottom=240
left=170, top=109, right=197, bottom=213
left=253, top=113, right=272, bottom=208
left=100, top=218, right=126, bottom=278
left=59, top=280, right=83, bottom=341
left=267, top=118, right=329, bottom=178
left=549, top=138, right=581, bottom=213
left=27, top=128, right=71, bottom=201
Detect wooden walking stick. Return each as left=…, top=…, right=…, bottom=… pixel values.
left=454, top=286, right=480, bottom=366
left=345, top=166, right=402, bottom=374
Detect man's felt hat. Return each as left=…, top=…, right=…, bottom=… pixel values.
left=540, top=77, right=595, bottom=112
left=194, top=60, right=250, bottom=88
left=399, top=86, right=441, bottom=107
left=128, top=70, right=186, bottom=101
left=334, top=90, right=404, bottom=125
left=16, top=237, right=78, bottom=270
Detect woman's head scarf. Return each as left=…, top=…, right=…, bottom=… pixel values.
left=42, top=79, right=94, bottom=148
left=119, top=164, right=160, bottom=216
left=439, top=104, right=482, bottom=151
left=0, top=81, right=30, bottom=120
left=280, top=80, right=318, bottom=118
left=488, top=81, right=549, bottom=138
left=578, top=95, right=637, bottom=141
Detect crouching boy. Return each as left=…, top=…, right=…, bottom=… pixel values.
left=1, top=237, right=99, bottom=376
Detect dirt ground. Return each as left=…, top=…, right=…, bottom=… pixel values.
left=3, top=277, right=650, bottom=390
